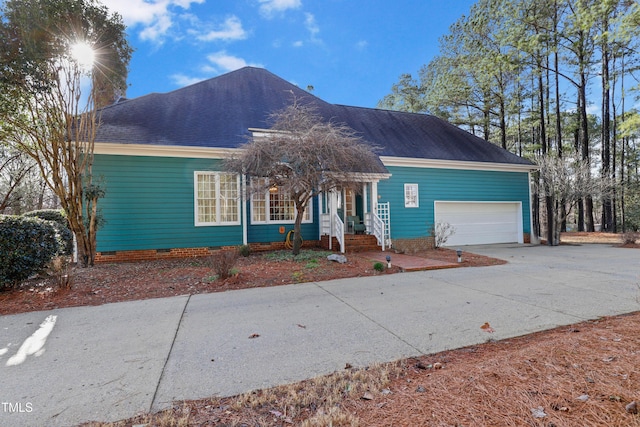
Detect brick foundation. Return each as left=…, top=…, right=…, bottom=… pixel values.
left=391, top=234, right=532, bottom=254
left=95, top=233, right=532, bottom=263
left=95, top=240, right=321, bottom=263
left=391, top=237, right=435, bottom=254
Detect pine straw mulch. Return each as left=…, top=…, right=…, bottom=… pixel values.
left=0, top=247, right=500, bottom=316
left=349, top=312, right=640, bottom=427
left=5, top=237, right=640, bottom=426
left=87, top=311, right=640, bottom=427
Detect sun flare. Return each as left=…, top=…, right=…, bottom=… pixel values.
left=70, top=41, right=95, bottom=69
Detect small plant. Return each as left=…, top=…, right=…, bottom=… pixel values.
left=264, top=250, right=332, bottom=262
left=305, top=259, right=319, bottom=269
left=373, top=262, right=385, bottom=272
left=238, top=244, right=251, bottom=257
left=50, top=256, right=73, bottom=289
left=292, top=271, right=305, bottom=282
left=429, top=221, right=456, bottom=248
left=210, top=249, right=239, bottom=280
left=622, top=231, right=638, bottom=245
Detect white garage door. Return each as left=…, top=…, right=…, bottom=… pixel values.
left=434, top=201, right=523, bottom=246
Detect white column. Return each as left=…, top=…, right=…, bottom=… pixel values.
left=318, top=192, right=323, bottom=240
left=242, top=174, right=248, bottom=245
left=329, top=190, right=336, bottom=250
left=362, top=182, right=369, bottom=215
left=371, top=181, right=378, bottom=215
left=528, top=171, right=538, bottom=244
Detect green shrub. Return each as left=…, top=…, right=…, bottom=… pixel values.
left=22, top=209, right=66, bottom=224
left=373, top=262, right=385, bottom=272
left=238, top=244, right=251, bottom=257
left=0, top=216, right=60, bottom=288
left=22, top=209, right=74, bottom=255
left=264, top=250, right=333, bottom=262
left=211, top=249, right=240, bottom=280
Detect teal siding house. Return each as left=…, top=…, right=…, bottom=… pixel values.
left=92, top=67, right=535, bottom=261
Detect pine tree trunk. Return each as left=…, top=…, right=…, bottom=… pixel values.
left=601, top=31, right=613, bottom=232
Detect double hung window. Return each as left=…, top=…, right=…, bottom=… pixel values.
left=194, top=172, right=240, bottom=226
left=404, top=183, right=419, bottom=208
left=251, top=178, right=312, bottom=224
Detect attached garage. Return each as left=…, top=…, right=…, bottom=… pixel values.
left=434, top=201, right=523, bottom=246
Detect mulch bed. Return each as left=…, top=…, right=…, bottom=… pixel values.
left=0, top=248, right=502, bottom=316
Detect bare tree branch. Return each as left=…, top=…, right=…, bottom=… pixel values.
left=537, top=154, right=615, bottom=245
left=226, top=101, right=385, bottom=254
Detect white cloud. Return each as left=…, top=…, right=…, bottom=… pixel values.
left=170, top=51, right=262, bottom=88
left=206, top=50, right=262, bottom=73
left=304, top=12, right=322, bottom=44
left=292, top=40, right=303, bottom=48
left=189, top=15, right=248, bottom=42
left=102, top=0, right=205, bottom=43
left=170, top=73, right=207, bottom=86
left=139, top=14, right=173, bottom=42
left=355, top=40, right=368, bottom=50
left=258, top=0, right=302, bottom=17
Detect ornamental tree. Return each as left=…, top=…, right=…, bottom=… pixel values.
left=226, top=101, right=383, bottom=255
left=0, top=0, right=132, bottom=266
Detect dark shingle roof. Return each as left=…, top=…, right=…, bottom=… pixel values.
left=96, top=67, right=533, bottom=167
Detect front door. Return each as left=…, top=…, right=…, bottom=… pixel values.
left=344, top=189, right=356, bottom=220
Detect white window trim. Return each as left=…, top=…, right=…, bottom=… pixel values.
left=194, top=171, right=241, bottom=226
left=404, top=183, right=419, bottom=208
left=250, top=187, right=314, bottom=225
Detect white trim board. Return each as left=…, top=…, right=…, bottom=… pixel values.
left=381, top=156, right=537, bottom=172
left=94, top=142, right=235, bottom=159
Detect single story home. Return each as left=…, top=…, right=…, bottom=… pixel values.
left=92, top=67, right=536, bottom=262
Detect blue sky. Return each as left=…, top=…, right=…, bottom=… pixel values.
left=101, top=0, right=476, bottom=108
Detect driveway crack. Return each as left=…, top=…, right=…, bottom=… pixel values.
left=150, top=294, right=191, bottom=411
left=313, top=282, right=426, bottom=355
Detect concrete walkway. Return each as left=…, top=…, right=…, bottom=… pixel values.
left=1, top=244, right=639, bottom=426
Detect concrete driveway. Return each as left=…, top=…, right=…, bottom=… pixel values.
left=1, top=244, right=638, bottom=426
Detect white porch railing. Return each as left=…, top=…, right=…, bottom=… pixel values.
left=334, top=213, right=345, bottom=253
left=372, top=202, right=391, bottom=251
left=320, top=213, right=331, bottom=236
left=372, top=213, right=386, bottom=251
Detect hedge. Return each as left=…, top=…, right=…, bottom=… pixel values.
left=22, top=209, right=74, bottom=256
left=0, top=216, right=60, bottom=288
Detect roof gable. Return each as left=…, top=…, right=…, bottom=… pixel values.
left=96, top=67, right=533, bottom=167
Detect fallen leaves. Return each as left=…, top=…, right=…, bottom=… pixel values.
left=361, top=391, right=374, bottom=401
left=415, top=361, right=444, bottom=370
left=531, top=406, right=547, bottom=418
left=248, top=333, right=260, bottom=339
left=269, top=409, right=292, bottom=424
left=104, top=312, right=640, bottom=427
left=480, top=322, right=495, bottom=333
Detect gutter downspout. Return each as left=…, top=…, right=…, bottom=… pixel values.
left=242, top=174, right=248, bottom=246
left=528, top=170, right=538, bottom=244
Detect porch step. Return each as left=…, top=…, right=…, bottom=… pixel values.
left=321, top=234, right=381, bottom=253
